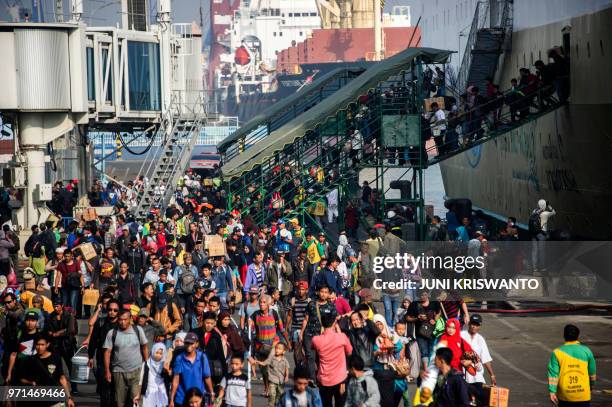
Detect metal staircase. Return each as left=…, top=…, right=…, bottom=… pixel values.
left=457, top=0, right=514, bottom=92
left=134, top=93, right=205, bottom=218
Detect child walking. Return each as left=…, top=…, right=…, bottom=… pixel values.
left=134, top=343, right=170, bottom=407
left=218, top=354, right=252, bottom=407
left=249, top=342, right=289, bottom=407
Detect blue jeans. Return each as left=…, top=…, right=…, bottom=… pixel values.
left=62, top=287, right=80, bottom=313
left=416, top=336, right=434, bottom=364
left=382, top=294, right=400, bottom=327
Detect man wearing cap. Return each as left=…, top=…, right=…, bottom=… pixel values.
left=461, top=314, right=496, bottom=405
left=170, top=332, right=214, bottom=407
left=5, top=305, right=37, bottom=384
left=191, top=239, right=208, bottom=270
left=240, top=286, right=261, bottom=330
left=136, top=308, right=165, bottom=346
left=115, top=225, right=131, bottom=260
left=317, top=232, right=330, bottom=259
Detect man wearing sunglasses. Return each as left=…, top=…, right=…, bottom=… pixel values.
left=1, top=293, right=24, bottom=382
left=87, top=299, right=120, bottom=407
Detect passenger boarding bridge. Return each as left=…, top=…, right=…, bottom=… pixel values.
left=0, top=0, right=210, bottom=232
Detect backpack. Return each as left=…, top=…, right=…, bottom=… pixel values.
left=110, top=325, right=146, bottom=365
left=179, top=266, right=196, bottom=294
left=528, top=210, right=543, bottom=235
left=62, top=306, right=79, bottom=337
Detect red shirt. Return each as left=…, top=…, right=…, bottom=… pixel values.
left=311, top=329, right=353, bottom=386
left=334, top=296, right=351, bottom=316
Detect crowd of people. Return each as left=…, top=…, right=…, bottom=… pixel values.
left=0, top=45, right=594, bottom=407
left=0, top=167, right=496, bottom=407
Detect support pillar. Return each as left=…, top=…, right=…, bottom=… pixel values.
left=19, top=113, right=49, bottom=228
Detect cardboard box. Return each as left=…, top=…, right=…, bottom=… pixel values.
left=483, top=385, right=509, bottom=407
left=424, top=96, right=445, bottom=112
left=82, top=207, right=98, bottom=222
left=76, top=242, right=97, bottom=261
left=204, top=235, right=227, bottom=257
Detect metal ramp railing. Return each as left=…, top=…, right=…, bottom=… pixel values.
left=134, top=92, right=205, bottom=217
left=217, top=67, right=367, bottom=162
left=223, top=80, right=565, bottom=242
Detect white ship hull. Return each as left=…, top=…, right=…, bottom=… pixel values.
left=439, top=6, right=612, bottom=239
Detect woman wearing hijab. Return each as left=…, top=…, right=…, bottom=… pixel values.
left=217, top=310, right=245, bottom=356
left=437, top=318, right=474, bottom=370
left=134, top=342, right=170, bottom=406
left=372, top=314, right=404, bottom=407
left=418, top=318, right=478, bottom=404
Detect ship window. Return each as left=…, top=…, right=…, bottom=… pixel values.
left=299, top=31, right=303, bottom=36
left=310, top=12, right=317, bottom=16
left=279, top=31, right=283, bottom=36
left=273, top=32, right=276, bottom=37
left=288, top=13, right=293, bottom=17
left=587, top=41, right=591, bottom=58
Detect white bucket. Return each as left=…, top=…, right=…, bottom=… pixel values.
left=70, top=346, right=90, bottom=383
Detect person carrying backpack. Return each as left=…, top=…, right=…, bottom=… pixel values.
left=103, top=309, right=149, bottom=407
left=174, top=253, right=198, bottom=312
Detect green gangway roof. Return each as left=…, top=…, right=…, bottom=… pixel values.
left=221, top=47, right=453, bottom=179
left=216, top=65, right=367, bottom=153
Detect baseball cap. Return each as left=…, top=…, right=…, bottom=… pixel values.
left=25, top=310, right=39, bottom=320
left=469, top=314, right=483, bottom=325
left=138, top=308, right=149, bottom=317
left=249, top=287, right=259, bottom=294
left=52, top=298, right=63, bottom=306
left=296, top=281, right=309, bottom=290
left=184, top=332, right=198, bottom=344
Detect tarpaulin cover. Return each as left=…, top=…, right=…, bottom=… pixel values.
left=217, top=66, right=366, bottom=153
left=221, top=47, right=452, bottom=179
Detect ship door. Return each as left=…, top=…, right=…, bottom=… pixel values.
left=562, top=26, right=571, bottom=57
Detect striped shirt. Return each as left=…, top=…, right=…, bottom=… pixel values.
left=254, top=264, right=264, bottom=287
left=251, top=310, right=282, bottom=346
left=290, top=297, right=310, bottom=330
